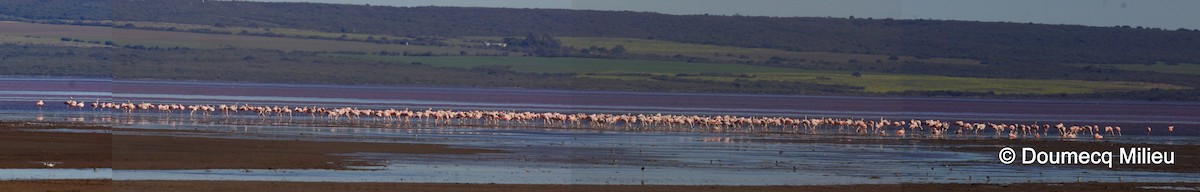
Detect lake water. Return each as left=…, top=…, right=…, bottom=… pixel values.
left=1, top=77, right=1198, bottom=185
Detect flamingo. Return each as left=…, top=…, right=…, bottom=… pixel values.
left=36, top=100, right=44, bottom=108
left=58, top=100, right=1155, bottom=141
left=64, top=97, right=79, bottom=109
left=39, top=162, right=61, bottom=168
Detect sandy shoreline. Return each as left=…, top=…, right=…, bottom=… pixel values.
left=741, top=135, right=1200, bottom=173
left=3, top=121, right=1194, bottom=172
left=0, top=180, right=1196, bottom=192
left=0, top=122, right=111, bottom=168
left=0, top=180, right=1172, bottom=192
left=0, top=179, right=111, bottom=192
left=1, top=121, right=500, bottom=170
left=1, top=180, right=1196, bottom=192
left=113, top=134, right=501, bottom=170
left=3, top=121, right=1197, bottom=191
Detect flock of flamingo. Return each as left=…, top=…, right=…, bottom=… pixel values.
left=42, top=98, right=1177, bottom=140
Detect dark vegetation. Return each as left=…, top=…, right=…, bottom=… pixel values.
left=3, top=0, right=1198, bottom=64
left=5, top=43, right=1199, bottom=100
left=1, top=0, right=1199, bottom=100
left=500, top=33, right=565, bottom=56
left=0, top=44, right=855, bottom=94
left=60, top=1, right=1195, bottom=65
left=0, top=44, right=111, bottom=77
left=0, top=0, right=110, bottom=21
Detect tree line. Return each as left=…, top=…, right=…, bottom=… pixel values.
left=45, top=0, right=1195, bottom=65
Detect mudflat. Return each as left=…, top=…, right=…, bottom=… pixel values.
left=0, top=122, right=500, bottom=170
left=0, top=179, right=110, bottom=192
left=0, top=122, right=111, bottom=169
left=112, top=181, right=1200, bottom=192
left=112, top=133, right=501, bottom=170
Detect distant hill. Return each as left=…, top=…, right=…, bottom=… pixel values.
left=2, top=0, right=1200, bottom=101
left=0, top=0, right=110, bottom=21
left=2, top=0, right=1196, bottom=65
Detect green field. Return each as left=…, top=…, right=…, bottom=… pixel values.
left=1079, top=63, right=1200, bottom=75
left=338, top=54, right=1188, bottom=95
left=458, top=36, right=983, bottom=66
left=6, top=21, right=981, bottom=67
left=584, top=72, right=1186, bottom=95
left=2, top=21, right=1192, bottom=98
left=332, top=54, right=801, bottom=74
left=707, top=72, right=1182, bottom=94
left=0, top=22, right=506, bottom=55
left=0, top=33, right=108, bottom=47
left=112, top=21, right=413, bottom=43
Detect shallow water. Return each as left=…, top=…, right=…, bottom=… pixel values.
left=0, top=168, right=112, bottom=180
left=108, top=120, right=1197, bottom=185
left=0, top=111, right=1193, bottom=185
left=2, top=78, right=1199, bottom=185
left=17, top=128, right=112, bottom=134
left=2, top=77, right=1198, bottom=134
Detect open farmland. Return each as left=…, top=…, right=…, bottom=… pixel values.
left=0, top=20, right=1195, bottom=100
left=66, top=22, right=981, bottom=68
left=328, top=54, right=800, bottom=74
left=455, top=36, right=982, bottom=66
left=0, top=35, right=109, bottom=48
left=111, top=21, right=413, bottom=43
left=96, top=22, right=982, bottom=68
left=0, top=22, right=507, bottom=55
left=334, top=54, right=1188, bottom=95
left=582, top=72, right=1187, bottom=94
left=1078, top=63, right=1200, bottom=75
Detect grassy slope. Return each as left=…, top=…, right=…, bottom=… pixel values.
left=1079, top=63, right=1200, bottom=75
left=332, top=54, right=798, bottom=74
left=560, top=37, right=982, bottom=65
left=0, top=21, right=1190, bottom=96
left=0, top=22, right=504, bottom=54
left=337, top=54, right=1187, bottom=94
left=692, top=72, right=1185, bottom=94
left=103, top=22, right=983, bottom=67
left=112, top=21, right=412, bottom=42
left=453, top=36, right=983, bottom=66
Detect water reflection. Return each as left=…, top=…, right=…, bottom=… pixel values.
left=0, top=169, right=112, bottom=180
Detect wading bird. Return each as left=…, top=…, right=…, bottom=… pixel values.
left=46, top=99, right=1153, bottom=141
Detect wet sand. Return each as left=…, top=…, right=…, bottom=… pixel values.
left=931, top=139, right=1200, bottom=173
left=0, top=122, right=111, bottom=168
left=0, top=179, right=110, bottom=192
left=8, top=120, right=1193, bottom=173
left=748, top=136, right=1200, bottom=173
left=112, top=134, right=502, bottom=170
left=111, top=181, right=1200, bottom=192
left=1, top=122, right=500, bottom=170
left=1, top=180, right=1194, bottom=192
